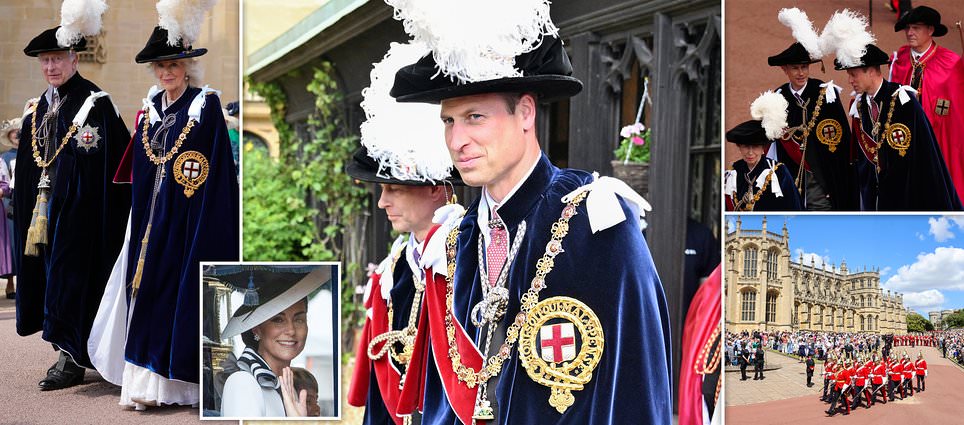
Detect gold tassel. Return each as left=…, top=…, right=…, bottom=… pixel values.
left=130, top=224, right=152, bottom=298
left=24, top=190, right=49, bottom=257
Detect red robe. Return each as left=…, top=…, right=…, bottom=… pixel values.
left=679, top=265, right=721, bottom=425
left=891, top=43, right=964, bottom=200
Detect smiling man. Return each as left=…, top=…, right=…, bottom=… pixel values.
left=386, top=3, right=671, bottom=422
left=15, top=23, right=131, bottom=391
left=826, top=9, right=961, bottom=210
left=889, top=6, right=964, bottom=202
left=767, top=35, right=855, bottom=210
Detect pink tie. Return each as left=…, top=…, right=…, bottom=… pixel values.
left=486, top=205, right=508, bottom=288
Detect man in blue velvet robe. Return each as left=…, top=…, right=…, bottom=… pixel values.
left=15, top=27, right=131, bottom=390
left=837, top=43, right=962, bottom=211
left=391, top=34, right=672, bottom=424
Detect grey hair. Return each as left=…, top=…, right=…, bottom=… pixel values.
left=146, top=57, right=205, bottom=87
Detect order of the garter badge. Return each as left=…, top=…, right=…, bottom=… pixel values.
left=74, top=124, right=100, bottom=152
left=519, top=296, right=603, bottom=414
left=173, top=150, right=209, bottom=198
left=816, top=119, right=842, bottom=153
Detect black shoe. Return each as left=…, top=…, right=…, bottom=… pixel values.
left=38, top=367, right=83, bottom=391
left=826, top=410, right=834, bottom=416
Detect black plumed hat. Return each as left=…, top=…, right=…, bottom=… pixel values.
left=24, top=27, right=86, bottom=57
left=135, top=26, right=207, bottom=63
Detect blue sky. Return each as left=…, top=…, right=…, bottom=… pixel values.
left=727, top=215, right=964, bottom=317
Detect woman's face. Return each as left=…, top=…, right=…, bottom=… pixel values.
left=253, top=300, right=308, bottom=369
left=152, top=59, right=188, bottom=95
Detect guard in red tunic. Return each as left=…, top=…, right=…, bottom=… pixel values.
left=889, top=355, right=904, bottom=401
left=871, top=354, right=887, bottom=404
left=915, top=352, right=927, bottom=391
left=827, top=358, right=852, bottom=416
left=890, top=6, right=964, bottom=202
left=851, top=356, right=873, bottom=409
left=902, top=353, right=915, bottom=397
left=821, top=356, right=837, bottom=401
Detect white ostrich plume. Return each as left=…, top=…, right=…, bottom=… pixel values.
left=360, top=42, right=453, bottom=183
left=750, top=91, right=789, bottom=140
left=157, top=0, right=219, bottom=47
left=778, top=7, right=822, bottom=59
left=384, top=0, right=558, bottom=83
left=57, top=0, right=108, bottom=48
left=821, top=9, right=875, bottom=68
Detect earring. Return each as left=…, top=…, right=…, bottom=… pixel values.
left=253, top=334, right=261, bottom=341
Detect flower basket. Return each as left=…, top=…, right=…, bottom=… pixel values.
left=611, top=160, right=649, bottom=197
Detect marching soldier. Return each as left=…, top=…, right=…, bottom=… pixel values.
left=915, top=352, right=927, bottom=391
left=889, top=355, right=904, bottom=401
left=822, top=354, right=837, bottom=401
left=902, top=353, right=915, bottom=397
left=827, top=358, right=852, bottom=416
left=851, top=356, right=873, bottom=409
left=871, top=354, right=888, bottom=405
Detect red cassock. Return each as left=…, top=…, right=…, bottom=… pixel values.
left=891, top=44, right=964, bottom=200
left=679, top=265, right=722, bottom=425
left=916, top=359, right=927, bottom=376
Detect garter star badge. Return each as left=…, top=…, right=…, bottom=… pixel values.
left=519, top=296, right=603, bottom=414
left=173, top=151, right=209, bottom=198
left=816, top=119, right=842, bottom=153
left=74, top=125, right=100, bottom=152
left=886, top=123, right=911, bottom=157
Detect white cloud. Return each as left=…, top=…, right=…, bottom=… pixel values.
left=794, top=248, right=834, bottom=272
left=884, top=247, right=964, bottom=291
left=928, top=217, right=955, bottom=242
left=901, top=289, right=945, bottom=311
left=879, top=266, right=892, bottom=276
left=917, top=232, right=925, bottom=241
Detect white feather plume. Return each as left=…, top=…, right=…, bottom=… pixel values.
left=750, top=91, right=789, bottom=140
left=820, top=9, right=875, bottom=68
left=360, top=42, right=453, bottom=183
left=778, top=7, right=822, bottom=59
left=56, top=0, right=108, bottom=47
left=384, top=0, right=558, bottom=83
left=157, top=0, right=219, bottom=47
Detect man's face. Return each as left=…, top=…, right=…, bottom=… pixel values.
left=781, top=63, right=810, bottom=90
left=904, top=23, right=935, bottom=50
left=737, top=143, right=766, bottom=169
left=38, top=51, right=77, bottom=88
left=846, top=68, right=875, bottom=94
left=377, top=184, right=441, bottom=235
left=440, top=93, right=528, bottom=189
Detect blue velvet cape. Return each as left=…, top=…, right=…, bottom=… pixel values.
left=730, top=158, right=803, bottom=211
left=363, top=245, right=421, bottom=425
left=420, top=155, right=672, bottom=424
left=853, top=80, right=963, bottom=211
left=124, top=86, right=239, bottom=382
left=13, top=72, right=131, bottom=368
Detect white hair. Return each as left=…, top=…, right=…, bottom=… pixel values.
left=145, top=57, right=204, bottom=87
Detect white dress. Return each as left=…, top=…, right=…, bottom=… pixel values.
left=220, top=371, right=285, bottom=417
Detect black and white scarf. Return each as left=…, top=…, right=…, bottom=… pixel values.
left=236, top=347, right=280, bottom=390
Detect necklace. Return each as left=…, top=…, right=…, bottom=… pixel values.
left=30, top=103, right=76, bottom=170
left=792, top=87, right=826, bottom=192
left=440, top=192, right=587, bottom=420
left=140, top=107, right=195, bottom=165
left=733, top=163, right=780, bottom=212
left=24, top=101, right=77, bottom=256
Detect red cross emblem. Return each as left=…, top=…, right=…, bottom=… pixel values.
left=539, top=322, right=576, bottom=363
left=82, top=131, right=94, bottom=142
left=182, top=160, right=201, bottom=179
left=892, top=129, right=906, bottom=143
left=821, top=125, right=836, bottom=139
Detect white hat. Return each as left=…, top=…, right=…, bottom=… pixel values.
left=219, top=266, right=332, bottom=340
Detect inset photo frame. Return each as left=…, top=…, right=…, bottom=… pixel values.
left=199, top=262, right=340, bottom=420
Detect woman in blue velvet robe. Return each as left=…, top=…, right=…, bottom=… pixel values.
left=116, top=26, right=239, bottom=408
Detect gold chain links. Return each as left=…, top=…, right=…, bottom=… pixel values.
left=140, top=108, right=195, bottom=165
left=30, top=105, right=76, bottom=168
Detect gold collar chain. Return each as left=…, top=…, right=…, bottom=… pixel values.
left=141, top=107, right=195, bottom=165
left=30, top=104, right=76, bottom=169
left=793, top=87, right=825, bottom=190
left=443, top=191, right=588, bottom=388
left=734, top=163, right=780, bottom=212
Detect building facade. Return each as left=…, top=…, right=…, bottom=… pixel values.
left=725, top=217, right=908, bottom=335
left=929, top=309, right=955, bottom=329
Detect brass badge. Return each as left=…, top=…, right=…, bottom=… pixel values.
left=886, top=123, right=911, bottom=157
left=519, top=296, right=603, bottom=414
left=816, top=119, right=842, bottom=153
left=935, top=98, right=950, bottom=116
left=173, top=150, right=209, bottom=198
left=74, top=124, right=100, bottom=153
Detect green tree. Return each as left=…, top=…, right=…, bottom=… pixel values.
left=906, top=312, right=933, bottom=333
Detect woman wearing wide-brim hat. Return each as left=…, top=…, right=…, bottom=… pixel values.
left=217, top=266, right=332, bottom=418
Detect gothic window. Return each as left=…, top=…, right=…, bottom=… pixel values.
left=766, top=250, right=778, bottom=279
left=765, top=291, right=778, bottom=322
left=743, top=248, right=757, bottom=277
left=741, top=290, right=756, bottom=322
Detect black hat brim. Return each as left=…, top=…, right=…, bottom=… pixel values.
left=834, top=45, right=891, bottom=70
left=768, top=42, right=821, bottom=66
left=24, top=27, right=87, bottom=57
left=894, top=6, right=948, bottom=37
left=345, top=147, right=464, bottom=186
left=726, top=120, right=773, bottom=146
left=135, top=26, right=208, bottom=63
left=394, top=75, right=583, bottom=104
